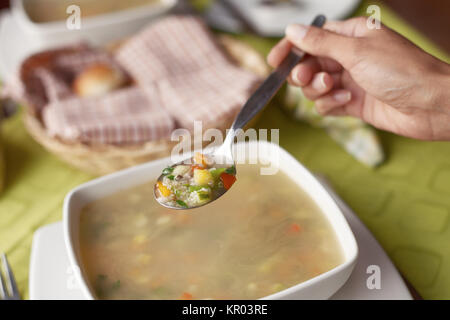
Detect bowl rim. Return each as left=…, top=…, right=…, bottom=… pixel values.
left=63, top=140, right=358, bottom=300
left=11, top=0, right=177, bottom=35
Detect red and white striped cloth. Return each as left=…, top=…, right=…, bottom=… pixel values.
left=115, top=15, right=260, bottom=130
left=158, top=64, right=260, bottom=129
left=8, top=15, right=261, bottom=144
left=43, top=86, right=174, bottom=144
left=16, top=44, right=121, bottom=115
left=115, top=15, right=231, bottom=84
left=34, top=68, right=73, bottom=102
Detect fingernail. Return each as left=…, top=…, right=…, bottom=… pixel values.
left=286, top=24, right=308, bottom=40
left=293, top=68, right=302, bottom=85
left=334, top=91, right=352, bottom=103
left=312, top=73, right=327, bottom=90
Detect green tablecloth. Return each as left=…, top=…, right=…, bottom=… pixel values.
left=1, top=1, right=450, bottom=299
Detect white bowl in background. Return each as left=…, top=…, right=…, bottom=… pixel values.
left=206, top=0, right=361, bottom=37
left=0, top=0, right=176, bottom=78
left=63, top=141, right=358, bottom=300
left=11, top=0, right=177, bottom=48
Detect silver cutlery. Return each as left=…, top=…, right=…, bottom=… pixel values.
left=0, top=253, right=20, bottom=300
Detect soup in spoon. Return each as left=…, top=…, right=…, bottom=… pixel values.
left=155, top=153, right=236, bottom=209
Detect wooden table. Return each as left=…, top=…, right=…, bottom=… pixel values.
left=380, top=0, right=450, bottom=54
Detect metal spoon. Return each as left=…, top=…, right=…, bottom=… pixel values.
left=155, top=15, right=326, bottom=210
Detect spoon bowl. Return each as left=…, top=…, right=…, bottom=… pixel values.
left=154, top=150, right=236, bottom=210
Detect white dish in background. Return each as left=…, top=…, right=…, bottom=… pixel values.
left=11, top=0, right=176, bottom=47
left=0, top=0, right=176, bottom=80
left=29, top=175, right=412, bottom=300
left=205, top=0, right=361, bottom=37
left=62, top=141, right=358, bottom=300
left=0, top=9, right=28, bottom=80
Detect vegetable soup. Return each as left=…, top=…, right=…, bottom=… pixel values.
left=79, top=163, right=343, bottom=299
left=155, top=153, right=237, bottom=209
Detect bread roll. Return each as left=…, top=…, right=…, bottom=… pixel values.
left=73, top=64, right=126, bottom=97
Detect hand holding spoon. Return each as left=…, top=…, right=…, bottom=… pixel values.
left=155, top=15, right=326, bottom=210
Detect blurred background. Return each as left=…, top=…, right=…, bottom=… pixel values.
left=0, top=0, right=448, bottom=50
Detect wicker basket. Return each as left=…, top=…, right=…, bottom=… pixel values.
left=23, top=36, right=270, bottom=175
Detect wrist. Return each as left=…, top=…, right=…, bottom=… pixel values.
left=424, top=63, right=450, bottom=141
left=428, top=63, right=450, bottom=113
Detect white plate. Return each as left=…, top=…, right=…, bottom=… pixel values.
left=29, top=177, right=412, bottom=300
left=205, top=0, right=361, bottom=36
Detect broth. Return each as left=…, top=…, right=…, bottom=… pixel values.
left=79, top=164, right=343, bottom=299
left=24, top=0, right=160, bottom=23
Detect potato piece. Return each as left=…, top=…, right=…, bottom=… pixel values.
left=193, top=169, right=213, bottom=186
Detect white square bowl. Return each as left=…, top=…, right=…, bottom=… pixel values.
left=63, top=140, right=358, bottom=300
left=11, top=0, right=177, bottom=51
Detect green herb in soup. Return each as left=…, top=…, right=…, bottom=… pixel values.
left=155, top=153, right=236, bottom=209
left=79, top=163, right=344, bottom=300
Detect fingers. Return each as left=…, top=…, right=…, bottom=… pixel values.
left=324, top=106, right=348, bottom=117
left=268, top=38, right=343, bottom=71
left=289, top=56, right=342, bottom=85
left=267, top=38, right=292, bottom=68
left=285, top=23, right=358, bottom=69
left=324, top=17, right=370, bottom=38
left=301, top=72, right=342, bottom=100
left=301, top=72, right=334, bottom=100
left=268, top=20, right=359, bottom=117
left=315, top=90, right=352, bottom=115
left=289, top=56, right=321, bottom=86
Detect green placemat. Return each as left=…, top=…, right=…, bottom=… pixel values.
left=0, top=113, right=93, bottom=299
left=1, top=1, right=450, bottom=299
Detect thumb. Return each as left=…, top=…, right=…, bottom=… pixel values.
left=285, top=23, right=357, bottom=69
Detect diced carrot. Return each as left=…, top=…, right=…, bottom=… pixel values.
left=220, top=172, right=236, bottom=190
left=191, top=164, right=204, bottom=172
left=157, top=181, right=171, bottom=197
left=180, top=292, right=193, bottom=300
left=288, top=223, right=302, bottom=233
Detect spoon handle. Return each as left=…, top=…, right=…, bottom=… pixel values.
left=229, top=14, right=326, bottom=133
